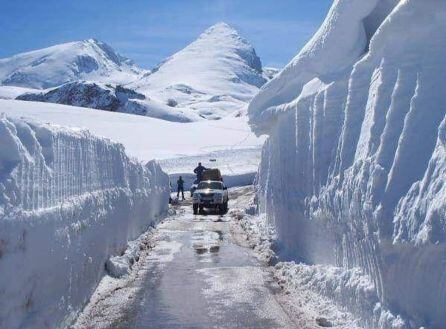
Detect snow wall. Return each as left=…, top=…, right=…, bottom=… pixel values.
left=0, top=115, right=169, bottom=328
left=249, top=0, right=446, bottom=328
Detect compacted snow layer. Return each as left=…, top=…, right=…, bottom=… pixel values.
left=0, top=116, right=169, bottom=328
left=249, top=0, right=446, bottom=328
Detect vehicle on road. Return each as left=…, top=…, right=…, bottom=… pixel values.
left=193, top=180, right=228, bottom=215
left=191, top=167, right=223, bottom=197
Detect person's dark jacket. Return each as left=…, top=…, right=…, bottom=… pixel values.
left=193, top=165, right=207, bottom=181
left=177, top=178, right=184, bottom=189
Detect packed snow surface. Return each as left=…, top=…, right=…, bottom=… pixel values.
left=130, top=23, right=267, bottom=120
left=0, top=39, right=146, bottom=89
left=0, top=99, right=265, bottom=172
left=249, top=0, right=446, bottom=328
left=0, top=116, right=169, bottom=328
left=0, top=85, right=38, bottom=100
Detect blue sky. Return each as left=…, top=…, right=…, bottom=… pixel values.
left=0, top=0, right=332, bottom=69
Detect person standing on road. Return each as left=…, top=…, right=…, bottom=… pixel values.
left=177, top=176, right=185, bottom=200
left=193, top=162, right=207, bottom=182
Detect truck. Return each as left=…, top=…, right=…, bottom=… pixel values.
left=192, top=169, right=228, bottom=215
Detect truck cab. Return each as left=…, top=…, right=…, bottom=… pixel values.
left=192, top=180, right=229, bottom=215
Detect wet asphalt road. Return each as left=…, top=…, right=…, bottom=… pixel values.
left=75, top=193, right=296, bottom=329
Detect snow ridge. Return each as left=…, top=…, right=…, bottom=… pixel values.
left=0, top=39, right=146, bottom=89
left=250, top=0, right=446, bottom=328
left=0, top=116, right=169, bottom=328
left=15, top=81, right=200, bottom=122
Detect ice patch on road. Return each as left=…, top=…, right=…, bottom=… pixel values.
left=146, top=238, right=183, bottom=263
left=192, top=230, right=222, bottom=255
left=198, top=266, right=294, bottom=328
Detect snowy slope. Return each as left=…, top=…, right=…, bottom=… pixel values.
left=0, top=99, right=265, bottom=170
left=130, top=23, right=267, bottom=120
left=0, top=86, right=38, bottom=100
left=249, top=0, right=446, bottom=328
left=262, top=67, right=280, bottom=81
left=16, top=81, right=200, bottom=122
left=0, top=26, right=269, bottom=122
left=0, top=39, right=146, bottom=89
left=0, top=116, right=169, bottom=329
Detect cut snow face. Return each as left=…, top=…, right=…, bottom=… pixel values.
left=0, top=115, right=169, bottom=328
left=130, top=22, right=267, bottom=120
left=249, top=0, right=446, bottom=328
left=248, top=0, right=383, bottom=134
left=0, top=39, right=146, bottom=89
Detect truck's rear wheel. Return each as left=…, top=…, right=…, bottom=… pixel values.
left=199, top=205, right=204, bottom=214
left=193, top=204, right=198, bottom=215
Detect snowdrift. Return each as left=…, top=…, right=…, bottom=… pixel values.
left=249, top=0, right=446, bottom=328
left=0, top=116, right=169, bottom=328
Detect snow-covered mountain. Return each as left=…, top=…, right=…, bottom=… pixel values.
left=16, top=81, right=200, bottom=122
left=2, top=24, right=271, bottom=121
left=130, top=23, right=267, bottom=119
left=249, top=0, right=446, bottom=328
left=0, top=39, right=146, bottom=89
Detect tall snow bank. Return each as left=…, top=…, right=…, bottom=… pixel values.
left=0, top=116, right=169, bottom=328
left=248, top=0, right=381, bottom=134
left=250, top=0, right=446, bottom=328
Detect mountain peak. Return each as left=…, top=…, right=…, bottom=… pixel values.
left=192, top=22, right=262, bottom=74
left=204, top=22, right=236, bottom=33
left=129, top=22, right=266, bottom=119
left=199, top=22, right=241, bottom=41
left=0, top=39, right=145, bottom=89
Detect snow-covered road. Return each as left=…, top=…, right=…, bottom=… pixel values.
left=73, top=188, right=297, bottom=329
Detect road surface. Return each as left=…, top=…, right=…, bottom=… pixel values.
left=73, top=188, right=298, bottom=329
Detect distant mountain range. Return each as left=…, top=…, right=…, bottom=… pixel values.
left=0, top=23, right=280, bottom=122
